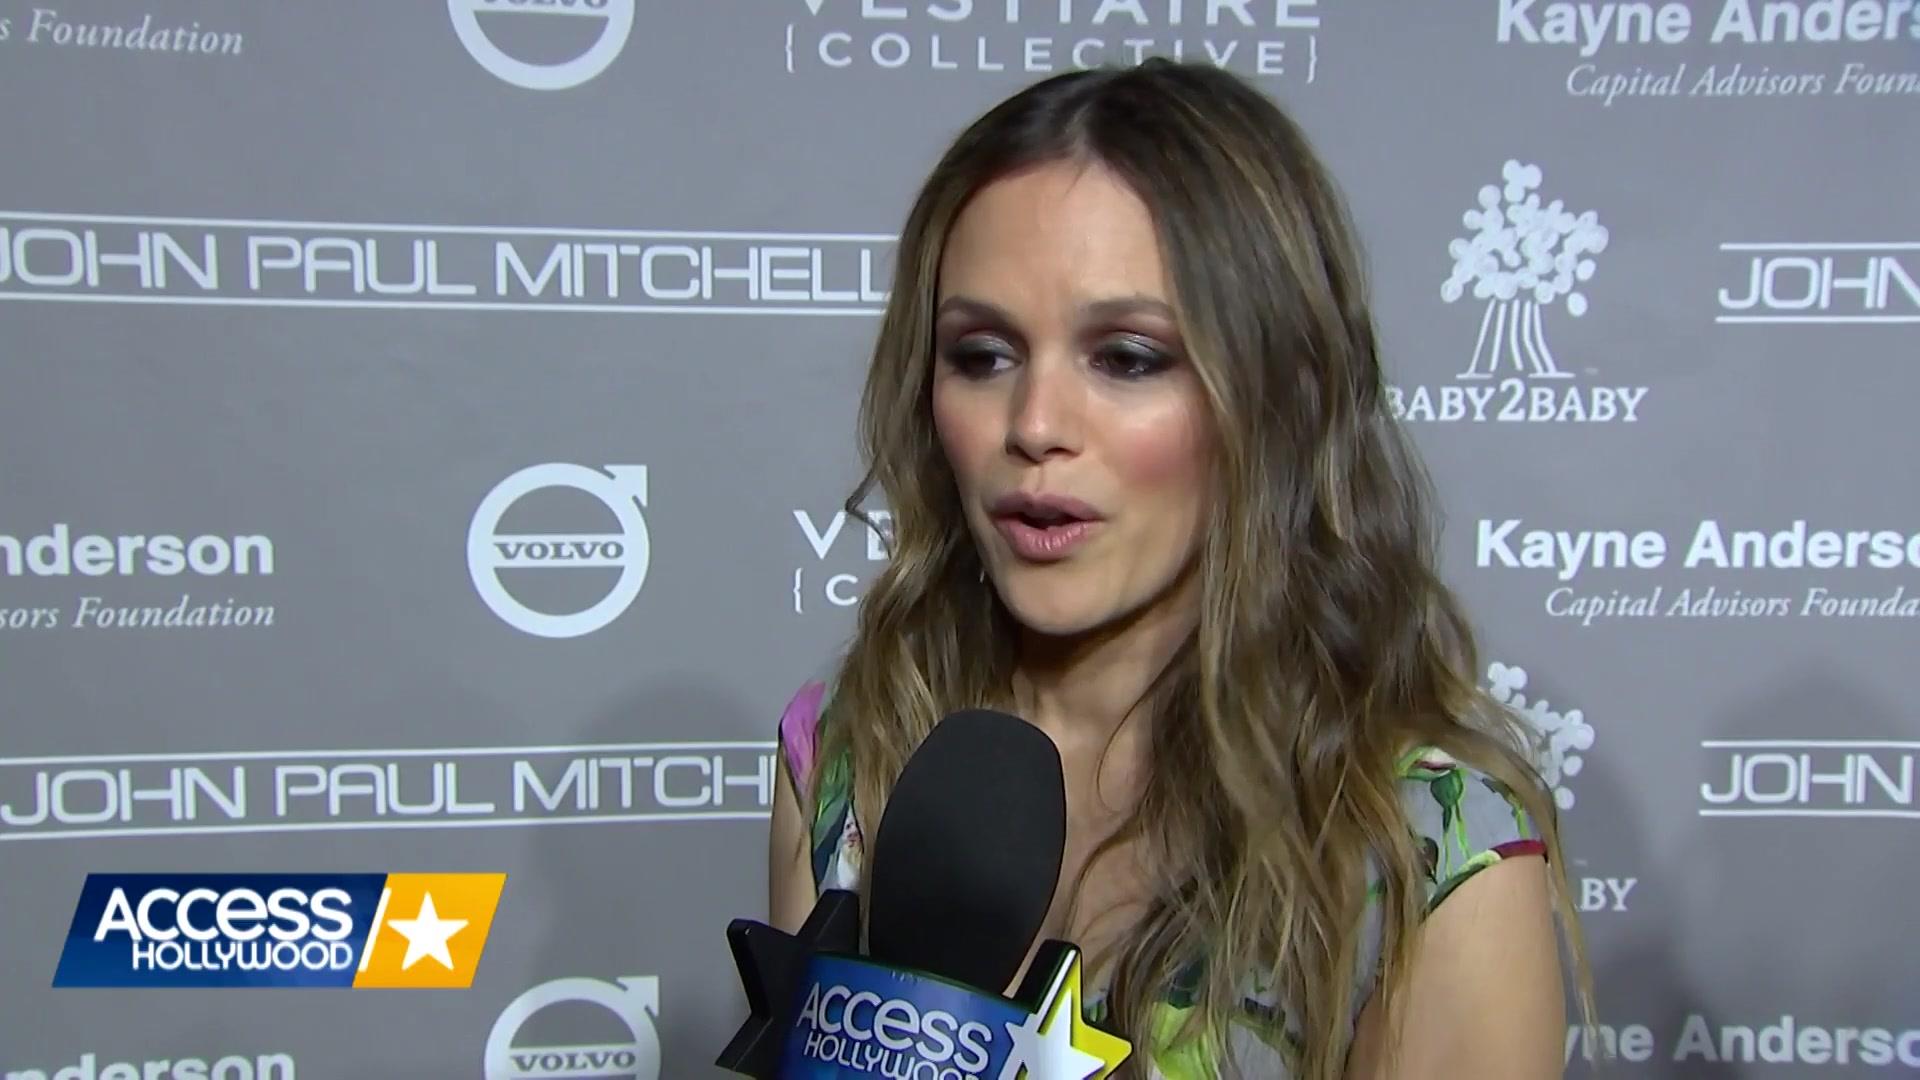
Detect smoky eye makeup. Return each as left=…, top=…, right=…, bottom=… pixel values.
left=939, top=334, right=1014, bottom=378
left=1082, top=321, right=1190, bottom=382
left=931, top=296, right=1184, bottom=379
left=935, top=329, right=1183, bottom=382
left=1091, top=333, right=1177, bottom=379
left=934, top=312, right=1027, bottom=376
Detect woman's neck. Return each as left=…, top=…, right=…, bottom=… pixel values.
left=1010, top=577, right=1198, bottom=753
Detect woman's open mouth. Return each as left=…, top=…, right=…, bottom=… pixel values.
left=989, top=493, right=1103, bottom=563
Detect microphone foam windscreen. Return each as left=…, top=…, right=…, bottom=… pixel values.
left=865, top=709, right=1066, bottom=994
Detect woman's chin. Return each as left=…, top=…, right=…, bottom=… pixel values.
left=992, top=585, right=1112, bottom=639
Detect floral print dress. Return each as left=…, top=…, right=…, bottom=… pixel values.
left=775, top=681, right=1547, bottom=1079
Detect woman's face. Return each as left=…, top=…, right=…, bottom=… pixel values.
left=931, top=160, right=1213, bottom=639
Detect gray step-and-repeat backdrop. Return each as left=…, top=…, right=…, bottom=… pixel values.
left=1, top=2, right=1914, bottom=1078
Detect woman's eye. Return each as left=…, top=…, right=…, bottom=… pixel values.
left=943, top=339, right=1014, bottom=378
left=1095, top=339, right=1173, bottom=380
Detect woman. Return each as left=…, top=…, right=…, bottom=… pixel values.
left=768, top=58, right=1595, bottom=1079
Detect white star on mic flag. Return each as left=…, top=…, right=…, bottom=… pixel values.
left=999, top=977, right=1104, bottom=1080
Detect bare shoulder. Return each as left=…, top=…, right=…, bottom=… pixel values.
left=767, top=681, right=829, bottom=934
left=1341, top=748, right=1568, bottom=1078
left=1344, top=845, right=1565, bottom=1079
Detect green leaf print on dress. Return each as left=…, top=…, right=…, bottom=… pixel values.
left=1430, top=766, right=1471, bottom=864
left=809, top=745, right=850, bottom=855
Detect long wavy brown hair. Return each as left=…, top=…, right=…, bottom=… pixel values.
left=807, top=58, right=1595, bottom=1079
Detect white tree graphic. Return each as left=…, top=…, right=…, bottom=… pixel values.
left=1486, top=661, right=1595, bottom=811
left=1443, top=160, right=1608, bottom=380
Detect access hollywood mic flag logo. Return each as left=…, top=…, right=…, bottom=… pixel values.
left=782, top=943, right=1129, bottom=1080
left=51, top=872, right=505, bottom=988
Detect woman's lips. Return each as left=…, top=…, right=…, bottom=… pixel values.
left=992, top=516, right=1100, bottom=561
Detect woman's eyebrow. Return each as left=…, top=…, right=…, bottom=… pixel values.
left=933, top=295, right=1011, bottom=324
left=934, top=294, right=1174, bottom=323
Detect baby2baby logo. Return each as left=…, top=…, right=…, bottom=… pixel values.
left=51, top=872, right=506, bottom=988
left=1391, top=159, right=1648, bottom=425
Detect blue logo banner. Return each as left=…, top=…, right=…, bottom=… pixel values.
left=779, top=953, right=1027, bottom=1079
left=776, top=947, right=1133, bottom=1079
left=50, top=872, right=508, bottom=989
left=55, top=873, right=387, bottom=988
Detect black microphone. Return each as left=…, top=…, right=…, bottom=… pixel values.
left=865, top=708, right=1066, bottom=992
left=717, top=709, right=1133, bottom=1079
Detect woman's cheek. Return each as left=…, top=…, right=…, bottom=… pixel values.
left=932, top=387, right=1000, bottom=487
left=1109, top=403, right=1209, bottom=492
